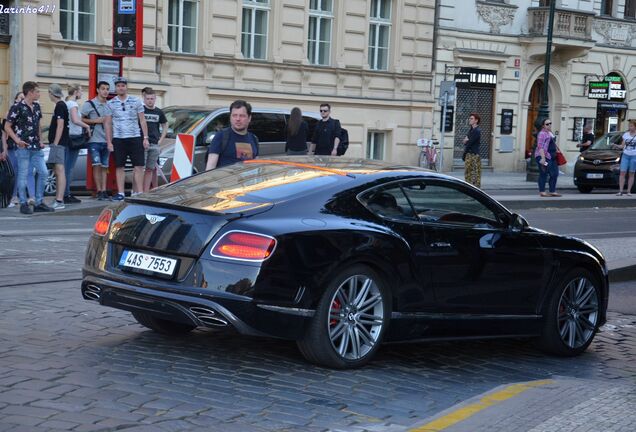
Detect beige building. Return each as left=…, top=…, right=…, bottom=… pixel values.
left=434, top=0, right=636, bottom=173
left=1, top=0, right=436, bottom=165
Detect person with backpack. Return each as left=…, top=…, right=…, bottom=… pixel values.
left=310, top=103, right=341, bottom=156
left=286, top=107, right=309, bottom=155
left=47, top=83, right=71, bottom=210
left=205, top=100, right=259, bottom=170
left=64, top=85, right=91, bottom=204
left=81, top=81, right=112, bottom=200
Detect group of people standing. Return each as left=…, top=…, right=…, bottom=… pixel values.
left=0, top=78, right=168, bottom=213
left=204, top=101, right=344, bottom=170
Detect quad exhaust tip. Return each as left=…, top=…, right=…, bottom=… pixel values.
left=189, top=306, right=228, bottom=327
left=84, top=284, right=101, bottom=301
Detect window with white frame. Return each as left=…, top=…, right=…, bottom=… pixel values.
left=308, top=0, right=333, bottom=65
left=368, top=0, right=391, bottom=71
left=60, top=0, right=95, bottom=43
left=168, top=0, right=198, bottom=54
left=367, top=132, right=386, bottom=160
left=242, top=0, right=270, bottom=60
left=601, top=0, right=614, bottom=16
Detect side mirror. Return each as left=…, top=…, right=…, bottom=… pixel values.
left=509, top=213, right=528, bottom=233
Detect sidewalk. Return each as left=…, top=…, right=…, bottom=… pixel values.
left=447, top=170, right=636, bottom=210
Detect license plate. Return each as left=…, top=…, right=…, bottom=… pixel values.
left=119, top=250, right=177, bottom=276
left=586, top=173, right=604, bottom=179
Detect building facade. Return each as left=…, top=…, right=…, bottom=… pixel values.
left=434, top=0, right=636, bottom=171
left=1, top=0, right=436, bottom=165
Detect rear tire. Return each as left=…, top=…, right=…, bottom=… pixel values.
left=538, top=268, right=601, bottom=356
left=297, top=264, right=391, bottom=369
left=577, top=185, right=593, bottom=194
left=132, top=311, right=196, bottom=335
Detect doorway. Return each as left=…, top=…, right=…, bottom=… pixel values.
left=525, top=79, right=543, bottom=157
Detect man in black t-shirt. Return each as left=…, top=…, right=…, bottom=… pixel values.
left=206, top=100, right=259, bottom=170
left=47, top=83, right=70, bottom=209
left=310, top=103, right=341, bottom=156
left=142, top=88, right=168, bottom=192
left=578, top=124, right=595, bottom=153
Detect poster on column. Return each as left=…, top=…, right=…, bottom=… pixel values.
left=112, top=0, right=143, bottom=57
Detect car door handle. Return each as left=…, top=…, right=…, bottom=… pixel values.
left=430, top=242, right=452, bottom=248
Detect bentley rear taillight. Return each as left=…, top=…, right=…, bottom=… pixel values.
left=211, top=231, right=276, bottom=262
left=94, top=209, right=113, bottom=237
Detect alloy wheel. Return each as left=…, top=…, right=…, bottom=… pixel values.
left=327, top=274, right=384, bottom=360
left=44, top=169, right=57, bottom=195
left=557, top=277, right=599, bottom=349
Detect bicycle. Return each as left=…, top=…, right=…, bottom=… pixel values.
left=417, top=138, right=439, bottom=171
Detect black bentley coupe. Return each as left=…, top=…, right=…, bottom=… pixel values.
left=82, top=158, right=609, bottom=369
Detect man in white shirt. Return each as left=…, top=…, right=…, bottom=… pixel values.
left=104, top=77, right=150, bottom=200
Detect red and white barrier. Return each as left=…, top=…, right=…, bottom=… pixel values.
left=170, top=133, right=195, bottom=181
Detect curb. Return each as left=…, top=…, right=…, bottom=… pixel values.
left=496, top=197, right=636, bottom=210
left=608, top=260, right=636, bottom=283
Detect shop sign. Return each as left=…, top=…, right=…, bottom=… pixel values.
left=604, top=75, right=626, bottom=99
left=500, top=109, right=513, bottom=135
left=587, top=81, right=608, bottom=99
left=454, top=68, right=497, bottom=88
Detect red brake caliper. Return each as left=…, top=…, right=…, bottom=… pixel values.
left=330, top=299, right=341, bottom=327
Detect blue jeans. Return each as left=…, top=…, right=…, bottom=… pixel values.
left=536, top=156, right=559, bottom=193
left=16, top=148, right=47, bottom=205
left=7, top=148, right=35, bottom=199
left=64, top=146, right=80, bottom=197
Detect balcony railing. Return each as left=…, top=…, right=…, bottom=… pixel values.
left=528, top=7, right=594, bottom=40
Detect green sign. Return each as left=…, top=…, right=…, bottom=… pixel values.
left=588, top=81, right=608, bottom=99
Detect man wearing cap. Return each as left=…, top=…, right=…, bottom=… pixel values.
left=104, top=77, right=149, bottom=200
left=47, top=83, right=71, bottom=209
left=3, top=81, right=53, bottom=214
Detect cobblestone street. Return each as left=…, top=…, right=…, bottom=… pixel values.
left=0, top=226, right=633, bottom=431
left=1, top=220, right=635, bottom=432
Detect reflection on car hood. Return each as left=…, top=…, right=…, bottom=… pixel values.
left=580, top=150, right=620, bottom=160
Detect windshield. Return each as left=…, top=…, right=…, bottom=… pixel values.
left=163, top=108, right=210, bottom=138
left=590, top=133, right=622, bottom=150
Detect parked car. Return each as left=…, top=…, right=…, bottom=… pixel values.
left=573, top=131, right=635, bottom=193
left=153, top=106, right=321, bottom=184
left=82, top=157, right=608, bottom=369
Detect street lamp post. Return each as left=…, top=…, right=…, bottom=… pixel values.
left=528, top=1, right=557, bottom=181
left=535, top=2, right=557, bottom=128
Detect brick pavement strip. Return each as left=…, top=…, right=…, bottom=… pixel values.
left=0, top=274, right=635, bottom=430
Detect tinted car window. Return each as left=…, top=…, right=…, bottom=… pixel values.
left=402, top=181, right=500, bottom=227
left=590, top=133, right=622, bottom=150
left=163, top=108, right=210, bottom=138
left=249, top=113, right=287, bottom=143
left=359, top=186, right=417, bottom=222
left=200, top=113, right=230, bottom=146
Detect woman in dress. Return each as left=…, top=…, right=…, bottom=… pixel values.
left=286, top=107, right=309, bottom=155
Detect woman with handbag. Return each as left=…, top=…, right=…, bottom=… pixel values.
left=64, top=85, right=91, bottom=204
left=534, top=118, right=561, bottom=197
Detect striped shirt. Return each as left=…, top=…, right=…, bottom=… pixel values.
left=106, top=95, right=144, bottom=139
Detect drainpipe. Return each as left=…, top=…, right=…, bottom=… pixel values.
left=9, top=0, right=22, bottom=98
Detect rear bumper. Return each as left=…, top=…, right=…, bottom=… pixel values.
left=81, top=273, right=312, bottom=340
